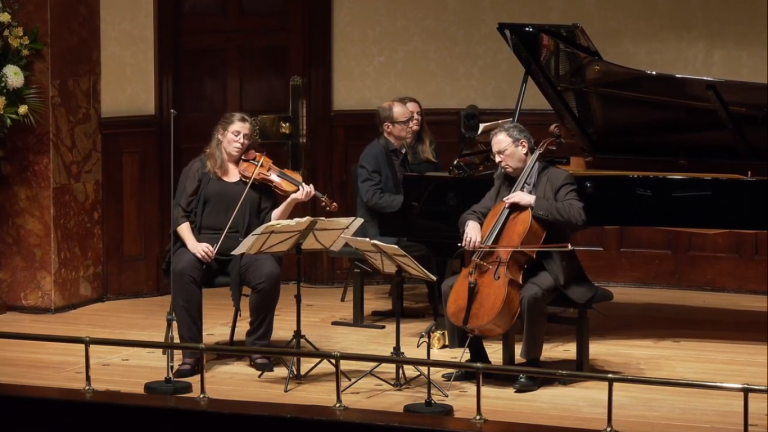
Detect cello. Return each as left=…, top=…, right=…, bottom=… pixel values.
left=445, top=124, right=572, bottom=339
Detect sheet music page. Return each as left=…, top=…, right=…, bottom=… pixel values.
left=475, top=118, right=514, bottom=141
left=231, top=218, right=313, bottom=255
left=368, top=240, right=437, bottom=282
left=302, top=217, right=363, bottom=252
left=340, top=236, right=398, bottom=275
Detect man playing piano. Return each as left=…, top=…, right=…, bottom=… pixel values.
left=440, top=121, right=596, bottom=393
left=354, top=100, right=440, bottom=317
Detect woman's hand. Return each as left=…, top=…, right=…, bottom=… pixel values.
left=290, top=183, right=315, bottom=203
left=189, top=241, right=214, bottom=262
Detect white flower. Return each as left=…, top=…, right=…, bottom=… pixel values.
left=0, top=13, right=11, bottom=24
left=2, top=64, right=24, bottom=89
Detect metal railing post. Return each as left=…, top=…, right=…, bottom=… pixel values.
left=471, top=365, right=486, bottom=423
left=333, top=353, right=346, bottom=410
left=83, top=337, right=93, bottom=393
left=197, top=345, right=209, bottom=401
left=602, top=380, right=616, bottom=432
left=743, top=389, right=749, bottom=432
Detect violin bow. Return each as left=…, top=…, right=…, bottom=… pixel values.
left=456, top=243, right=579, bottom=252
left=209, top=155, right=265, bottom=259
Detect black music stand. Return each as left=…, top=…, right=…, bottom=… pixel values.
left=232, top=216, right=362, bottom=392
left=339, top=236, right=447, bottom=396
left=144, top=108, right=194, bottom=397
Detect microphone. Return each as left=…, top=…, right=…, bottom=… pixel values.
left=419, top=321, right=436, bottom=339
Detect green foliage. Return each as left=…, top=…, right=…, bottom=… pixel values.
left=0, top=0, right=47, bottom=136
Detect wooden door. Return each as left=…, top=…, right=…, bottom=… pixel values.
left=157, top=0, right=334, bottom=293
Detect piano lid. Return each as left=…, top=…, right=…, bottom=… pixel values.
left=496, top=23, right=767, bottom=165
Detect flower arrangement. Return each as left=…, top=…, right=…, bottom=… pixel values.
left=0, top=0, right=45, bottom=137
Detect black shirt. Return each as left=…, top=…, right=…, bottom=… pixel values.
left=198, top=177, right=249, bottom=255
left=383, top=136, right=408, bottom=182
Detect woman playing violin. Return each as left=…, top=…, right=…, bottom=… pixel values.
left=162, top=112, right=314, bottom=378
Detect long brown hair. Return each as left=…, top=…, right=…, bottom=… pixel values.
left=395, top=96, right=436, bottom=163
left=202, top=112, right=253, bottom=179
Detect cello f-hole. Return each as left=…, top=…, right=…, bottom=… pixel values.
left=492, top=257, right=503, bottom=281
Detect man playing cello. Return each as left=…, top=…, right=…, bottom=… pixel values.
left=440, top=121, right=596, bottom=393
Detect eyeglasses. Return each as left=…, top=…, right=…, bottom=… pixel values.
left=492, top=140, right=516, bottom=156
left=389, top=116, right=414, bottom=127
left=229, top=130, right=253, bottom=143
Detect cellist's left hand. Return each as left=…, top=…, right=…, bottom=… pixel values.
left=503, top=191, right=536, bottom=208
left=290, top=183, right=315, bottom=202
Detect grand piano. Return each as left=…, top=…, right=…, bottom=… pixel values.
left=381, top=23, right=767, bottom=270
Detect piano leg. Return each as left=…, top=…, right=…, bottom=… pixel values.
left=331, top=267, right=386, bottom=330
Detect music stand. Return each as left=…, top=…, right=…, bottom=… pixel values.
left=339, top=236, right=447, bottom=397
left=232, top=216, right=362, bottom=392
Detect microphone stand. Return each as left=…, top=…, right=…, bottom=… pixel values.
left=403, top=321, right=454, bottom=416
left=144, top=109, right=194, bottom=396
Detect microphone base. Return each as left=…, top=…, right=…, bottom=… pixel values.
left=403, top=401, right=454, bottom=416
left=144, top=378, right=194, bottom=396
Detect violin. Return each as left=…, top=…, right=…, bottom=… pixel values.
left=445, top=124, right=571, bottom=339
left=237, top=149, right=338, bottom=212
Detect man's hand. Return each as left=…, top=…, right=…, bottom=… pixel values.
left=462, top=221, right=482, bottom=250
left=503, top=191, right=536, bottom=208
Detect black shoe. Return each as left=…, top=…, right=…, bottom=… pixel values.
left=512, top=374, right=542, bottom=392
left=249, top=355, right=274, bottom=372
left=441, top=369, right=476, bottom=381
left=173, top=358, right=201, bottom=379
left=441, top=359, right=490, bottom=381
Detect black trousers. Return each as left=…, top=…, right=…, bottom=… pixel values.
left=171, top=247, right=282, bottom=360
left=395, top=239, right=440, bottom=316
left=440, top=266, right=559, bottom=362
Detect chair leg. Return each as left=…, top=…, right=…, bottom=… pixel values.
left=575, top=308, right=590, bottom=372
left=229, top=307, right=240, bottom=346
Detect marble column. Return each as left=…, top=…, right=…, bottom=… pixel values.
left=0, top=0, right=101, bottom=312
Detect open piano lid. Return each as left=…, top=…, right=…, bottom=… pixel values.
left=496, top=23, right=767, bottom=165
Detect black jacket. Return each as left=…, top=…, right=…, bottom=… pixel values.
left=354, top=135, right=409, bottom=243
left=459, top=163, right=596, bottom=304
left=161, top=155, right=278, bottom=306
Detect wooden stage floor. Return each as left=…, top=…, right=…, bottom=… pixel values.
left=0, top=283, right=766, bottom=431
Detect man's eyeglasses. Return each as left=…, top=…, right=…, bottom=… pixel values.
left=389, top=116, right=413, bottom=127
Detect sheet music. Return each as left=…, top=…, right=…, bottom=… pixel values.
left=340, top=236, right=436, bottom=282
left=303, top=217, right=363, bottom=251
left=232, top=217, right=363, bottom=255
left=476, top=118, right=514, bottom=140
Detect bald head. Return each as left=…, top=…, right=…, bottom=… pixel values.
left=376, top=100, right=412, bottom=147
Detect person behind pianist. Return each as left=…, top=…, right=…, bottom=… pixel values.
left=394, top=96, right=440, bottom=174
left=440, top=121, right=596, bottom=393
left=353, top=100, right=441, bottom=317
left=161, top=112, right=315, bottom=378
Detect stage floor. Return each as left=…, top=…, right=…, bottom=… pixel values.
left=0, top=283, right=766, bottom=431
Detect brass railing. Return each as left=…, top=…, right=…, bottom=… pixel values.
left=0, top=331, right=765, bottom=432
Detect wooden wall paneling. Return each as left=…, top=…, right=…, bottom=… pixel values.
left=330, top=108, right=767, bottom=294
left=101, top=116, right=162, bottom=298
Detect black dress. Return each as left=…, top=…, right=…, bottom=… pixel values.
left=407, top=145, right=440, bottom=174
